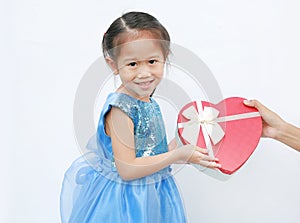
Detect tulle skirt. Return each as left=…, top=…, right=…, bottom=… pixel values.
left=60, top=137, right=187, bottom=223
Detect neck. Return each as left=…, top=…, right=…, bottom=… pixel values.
left=116, top=86, right=151, bottom=102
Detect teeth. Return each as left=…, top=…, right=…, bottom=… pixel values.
left=137, top=81, right=152, bottom=86
left=140, top=82, right=150, bottom=85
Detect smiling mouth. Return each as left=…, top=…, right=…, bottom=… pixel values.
left=135, top=80, right=154, bottom=89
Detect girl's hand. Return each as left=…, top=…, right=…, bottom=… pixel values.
left=169, top=137, right=221, bottom=169
left=177, top=144, right=222, bottom=169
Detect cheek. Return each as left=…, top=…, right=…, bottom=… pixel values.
left=119, top=69, right=136, bottom=81
left=153, top=64, right=165, bottom=77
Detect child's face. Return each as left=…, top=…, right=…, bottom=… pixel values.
left=111, top=36, right=166, bottom=102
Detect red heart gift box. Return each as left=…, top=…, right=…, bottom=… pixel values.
left=177, top=97, right=262, bottom=175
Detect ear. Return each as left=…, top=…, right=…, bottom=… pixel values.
left=105, top=57, right=118, bottom=74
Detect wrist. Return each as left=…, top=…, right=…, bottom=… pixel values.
left=171, top=148, right=184, bottom=161
left=274, top=121, right=292, bottom=141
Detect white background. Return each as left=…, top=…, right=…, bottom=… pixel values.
left=2, top=0, right=300, bottom=222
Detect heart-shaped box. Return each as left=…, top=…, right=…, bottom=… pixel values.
left=177, top=97, right=262, bottom=175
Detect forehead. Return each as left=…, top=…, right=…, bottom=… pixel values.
left=117, top=38, right=164, bottom=61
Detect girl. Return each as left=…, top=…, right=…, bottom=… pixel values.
left=60, top=11, right=221, bottom=223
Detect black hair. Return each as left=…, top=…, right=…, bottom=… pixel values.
left=102, top=11, right=170, bottom=60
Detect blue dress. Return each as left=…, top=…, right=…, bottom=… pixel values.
left=60, top=92, right=187, bottom=223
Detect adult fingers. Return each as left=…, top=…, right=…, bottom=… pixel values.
left=243, top=99, right=272, bottom=115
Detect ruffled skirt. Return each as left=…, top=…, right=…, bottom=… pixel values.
left=60, top=136, right=187, bottom=223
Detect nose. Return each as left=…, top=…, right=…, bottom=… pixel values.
left=136, top=65, right=151, bottom=78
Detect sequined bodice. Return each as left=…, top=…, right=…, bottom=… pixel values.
left=97, top=92, right=168, bottom=159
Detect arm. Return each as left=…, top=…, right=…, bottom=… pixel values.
left=244, top=99, right=300, bottom=152
left=106, top=107, right=221, bottom=180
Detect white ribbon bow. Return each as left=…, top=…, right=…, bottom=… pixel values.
left=177, top=101, right=260, bottom=158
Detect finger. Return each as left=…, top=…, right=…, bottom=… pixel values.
left=244, top=99, right=268, bottom=113
left=199, top=160, right=222, bottom=169
left=243, top=99, right=254, bottom=107
left=197, top=148, right=220, bottom=160
left=194, top=148, right=220, bottom=162
left=243, top=99, right=262, bottom=108
left=195, top=152, right=217, bottom=162
left=251, top=99, right=266, bottom=112
left=194, top=147, right=209, bottom=154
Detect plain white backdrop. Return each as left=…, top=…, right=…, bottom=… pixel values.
left=2, top=0, right=300, bottom=222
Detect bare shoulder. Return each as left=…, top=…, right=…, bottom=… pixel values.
left=105, top=106, right=134, bottom=139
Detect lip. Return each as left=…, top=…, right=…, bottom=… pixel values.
left=135, top=79, right=154, bottom=90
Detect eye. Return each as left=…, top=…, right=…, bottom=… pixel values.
left=149, top=59, right=158, bottom=65
left=128, top=62, right=137, bottom=67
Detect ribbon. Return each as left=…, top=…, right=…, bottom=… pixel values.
left=177, top=101, right=260, bottom=158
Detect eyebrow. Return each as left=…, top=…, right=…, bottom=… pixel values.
left=122, top=55, right=162, bottom=63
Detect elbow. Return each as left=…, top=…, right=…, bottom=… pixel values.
left=115, top=163, right=138, bottom=181
left=119, top=173, right=134, bottom=181
left=117, top=170, right=135, bottom=181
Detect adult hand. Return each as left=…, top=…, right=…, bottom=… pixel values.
left=243, top=99, right=286, bottom=139
left=244, top=99, right=300, bottom=152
